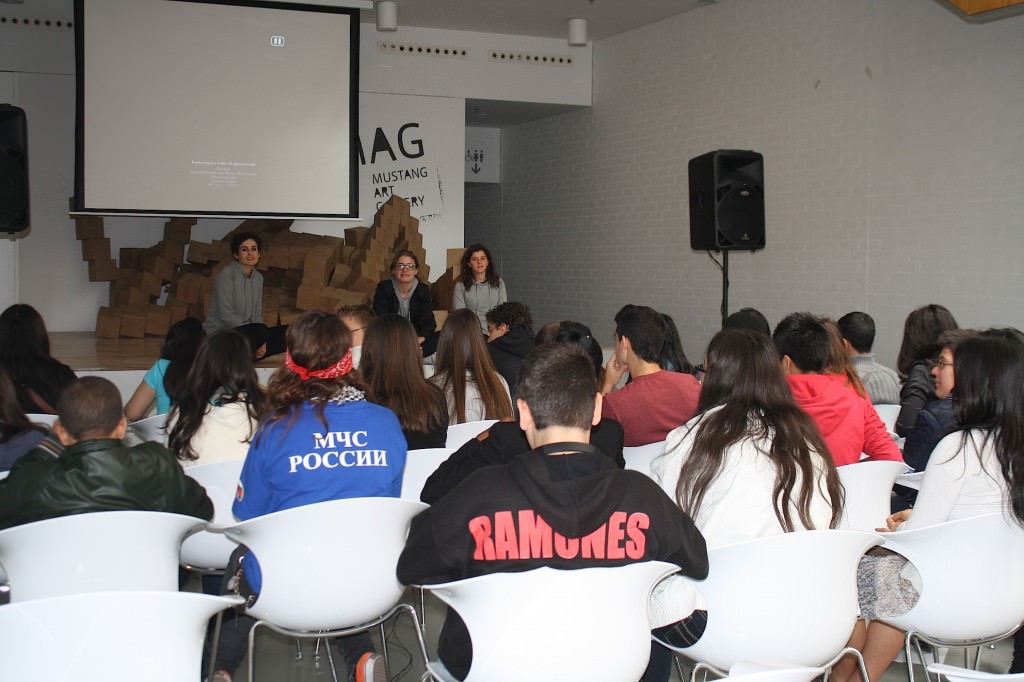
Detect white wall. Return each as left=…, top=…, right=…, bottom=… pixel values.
left=497, top=0, right=1024, bottom=367
left=2, top=7, right=590, bottom=331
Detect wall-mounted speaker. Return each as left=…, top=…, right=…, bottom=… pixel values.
left=0, top=104, right=29, bottom=233
left=689, top=149, right=764, bottom=251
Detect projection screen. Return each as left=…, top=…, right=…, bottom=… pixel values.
left=73, top=0, right=359, bottom=218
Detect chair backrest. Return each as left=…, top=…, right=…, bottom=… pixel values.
left=0, top=591, right=242, bottom=682
left=25, top=413, right=57, bottom=427
left=129, top=413, right=168, bottom=445
left=424, top=561, right=678, bottom=682
left=927, top=663, right=1024, bottom=682
left=837, top=460, right=909, bottom=531
left=223, top=497, right=427, bottom=630
left=667, top=529, right=882, bottom=671
left=0, top=510, right=203, bottom=602
left=400, top=447, right=454, bottom=501
left=180, top=458, right=245, bottom=570
left=727, top=663, right=827, bottom=682
left=445, top=419, right=497, bottom=449
left=624, top=440, right=667, bottom=478
left=873, top=404, right=901, bottom=434
left=880, top=512, right=1024, bottom=641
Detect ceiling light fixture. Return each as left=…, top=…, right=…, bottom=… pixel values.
left=567, top=18, right=587, bottom=46
left=375, top=1, right=397, bottom=32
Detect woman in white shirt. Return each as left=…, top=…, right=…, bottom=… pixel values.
left=166, top=330, right=265, bottom=467
left=836, top=329, right=1024, bottom=682
left=429, top=309, right=512, bottom=425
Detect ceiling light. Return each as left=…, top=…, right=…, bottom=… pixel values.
left=375, top=1, right=397, bottom=32
left=567, top=18, right=587, bottom=46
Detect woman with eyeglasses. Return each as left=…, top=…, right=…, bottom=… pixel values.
left=372, top=250, right=438, bottom=356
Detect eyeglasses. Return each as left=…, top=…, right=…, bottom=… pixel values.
left=395, top=263, right=417, bottom=271
left=934, top=358, right=953, bottom=370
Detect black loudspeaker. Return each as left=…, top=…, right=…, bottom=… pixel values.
left=0, top=104, right=29, bottom=233
left=689, top=149, right=764, bottom=251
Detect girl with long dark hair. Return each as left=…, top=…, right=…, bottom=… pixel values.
left=452, top=243, right=507, bottom=335
left=124, top=317, right=205, bottom=421
left=360, top=314, right=448, bottom=449
left=0, top=304, right=75, bottom=414
left=0, top=366, right=47, bottom=471
left=166, top=330, right=265, bottom=466
left=894, top=304, right=958, bottom=437
left=429, top=309, right=513, bottom=425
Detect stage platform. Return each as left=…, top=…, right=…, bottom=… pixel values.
left=51, top=332, right=284, bottom=372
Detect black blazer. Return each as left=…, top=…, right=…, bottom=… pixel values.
left=372, top=279, right=437, bottom=341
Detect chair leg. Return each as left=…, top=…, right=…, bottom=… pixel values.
left=248, top=619, right=264, bottom=682
left=322, top=636, right=340, bottom=682
left=380, top=622, right=390, bottom=670
left=206, top=610, right=225, bottom=682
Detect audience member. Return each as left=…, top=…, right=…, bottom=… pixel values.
left=124, top=316, right=205, bottom=421
left=723, top=307, right=771, bottom=336
left=452, top=243, right=507, bottom=335
left=429, top=309, right=512, bottom=425
left=0, top=366, right=47, bottom=471
left=420, top=320, right=625, bottom=503
left=0, top=303, right=76, bottom=414
left=601, top=305, right=701, bottom=446
left=834, top=329, right=1024, bottom=682
left=360, top=314, right=448, bottom=450
left=166, top=330, right=265, bottom=467
left=837, top=311, right=900, bottom=405
left=895, top=304, right=958, bottom=437
left=659, top=313, right=698, bottom=375
left=372, top=250, right=438, bottom=356
left=398, top=343, right=708, bottom=682
left=773, top=312, right=902, bottom=466
left=209, top=310, right=406, bottom=682
left=0, top=376, right=212, bottom=529
left=484, top=301, right=534, bottom=394
left=204, top=231, right=286, bottom=359
left=337, top=303, right=374, bottom=369
left=823, top=318, right=869, bottom=399
left=900, top=328, right=976, bottom=473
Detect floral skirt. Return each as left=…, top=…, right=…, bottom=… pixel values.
left=857, top=548, right=921, bottom=620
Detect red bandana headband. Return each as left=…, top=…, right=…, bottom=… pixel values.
left=285, top=349, right=353, bottom=381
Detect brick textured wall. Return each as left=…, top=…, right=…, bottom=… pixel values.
left=498, top=0, right=1024, bottom=366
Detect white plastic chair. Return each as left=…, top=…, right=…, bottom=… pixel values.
left=874, top=404, right=901, bottom=434
left=219, top=497, right=429, bottom=682
left=180, top=459, right=245, bottom=572
left=445, top=419, right=497, bottom=449
left=0, top=590, right=242, bottom=682
left=879, top=513, right=1024, bottom=682
left=927, top=663, right=1024, bottom=682
left=128, top=413, right=168, bottom=445
left=837, top=460, right=909, bottom=531
left=422, top=561, right=678, bottom=682
left=624, top=440, right=667, bottom=478
left=0, top=510, right=204, bottom=602
left=400, top=447, right=455, bottom=501
left=657, top=529, right=883, bottom=682
left=727, top=662, right=827, bottom=682
left=25, top=413, right=58, bottom=427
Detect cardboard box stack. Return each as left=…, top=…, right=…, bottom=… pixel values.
left=79, top=196, right=444, bottom=339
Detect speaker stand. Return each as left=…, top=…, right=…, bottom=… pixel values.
left=720, top=249, right=730, bottom=327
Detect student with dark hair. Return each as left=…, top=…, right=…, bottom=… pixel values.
left=398, top=343, right=708, bottom=682
left=453, top=243, right=507, bottom=335
left=0, top=376, right=212, bottom=530
left=337, top=303, right=374, bottom=368
left=485, top=301, right=534, bottom=394
left=601, top=305, right=701, bottom=446
left=166, top=330, right=265, bottom=466
left=837, top=311, right=901, bottom=405
left=420, top=321, right=625, bottom=503
left=895, top=304, right=958, bottom=437
left=430, top=309, right=513, bottom=425
left=372, top=250, right=438, bottom=356
left=835, top=328, right=1024, bottom=682
left=659, top=313, right=697, bottom=375
left=0, top=366, right=47, bottom=471
left=209, top=310, right=406, bottom=682
left=773, top=312, right=901, bottom=467
left=204, top=231, right=286, bottom=359
left=360, top=314, right=449, bottom=450
left=0, top=303, right=76, bottom=414
left=124, top=317, right=205, bottom=421
left=723, top=307, right=771, bottom=336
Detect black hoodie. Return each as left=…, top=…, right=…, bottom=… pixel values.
left=397, top=445, right=708, bottom=679
left=486, top=327, right=535, bottom=395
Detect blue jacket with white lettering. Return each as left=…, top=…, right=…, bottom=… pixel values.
left=234, top=396, right=406, bottom=589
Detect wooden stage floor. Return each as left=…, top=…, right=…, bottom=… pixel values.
left=51, top=332, right=284, bottom=372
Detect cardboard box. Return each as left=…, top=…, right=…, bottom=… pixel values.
left=129, top=271, right=162, bottom=297
left=88, top=259, right=117, bottom=282
left=81, top=237, right=111, bottom=261
left=95, top=307, right=120, bottom=339
left=348, top=276, right=377, bottom=296
left=279, top=308, right=302, bottom=326
left=145, top=305, right=171, bottom=337
left=166, top=298, right=189, bottom=325
left=120, top=247, right=144, bottom=270
left=344, top=226, right=369, bottom=249
left=329, top=263, right=352, bottom=288
left=295, top=282, right=323, bottom=311
left=75, top=218, right=104, bottom=240
left=123, top=287, right=151, bottom=308
left=262, top=310, right=280, bottom=327
left=187, top=241, right=213, bottom=264
left=163, top=219, right=193, bottom=244
left=119, top=308, right=148, bottom=338
left=384, top=194, right=411, bottom=217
